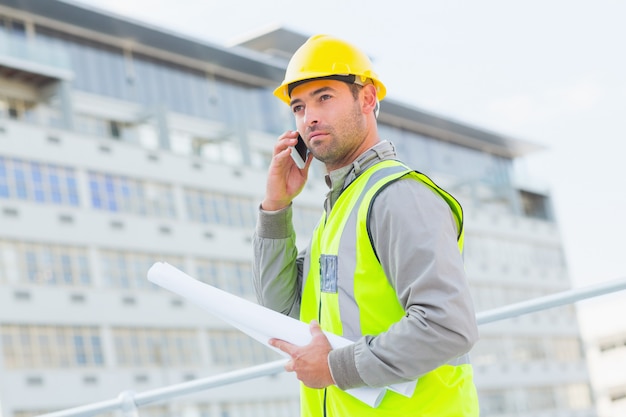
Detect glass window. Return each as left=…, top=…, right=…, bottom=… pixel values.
left=74, top=335, right=86, bottom=365
left=551, top=337, right=583, bottom=361
left=379, top=122, right=517, bottom=214
left=195, top=258, right=254, bottom=299
left=525, top=387, right=556, bottom=411
left=478, top=390, right=509, bottom=414
left=0, top=325, right=104, bottom=369
left=88, top=171, right=175, bottom=218
left=207, top=329, right=280, bottom=367
left=511, top=336, right=546, bottom=361
left=184, top=188, right=257, bottom=228
left=0, top=157, right=79, bottom=206
left=292, top=205, right=323, bottom=236
left=112, top=327, right=200, bottom=367
left=0, top=240, right=92, bottom=287
left=36, top=28, right=130, bottom=101
left=247, top=87, right=291, bottom=136
left=100, top=249, right=182, bottom=290
left=210, top=399, right=299, bottom=417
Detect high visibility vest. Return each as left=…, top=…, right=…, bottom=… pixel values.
left=300, top=159, right=479, bottom=416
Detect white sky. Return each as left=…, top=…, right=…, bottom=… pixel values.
left=76, top=0, right=626, bottom=290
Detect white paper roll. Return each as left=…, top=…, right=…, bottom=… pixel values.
left=147, top=261, right=416, bottom=407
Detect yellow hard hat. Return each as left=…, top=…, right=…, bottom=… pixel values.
left=273, top=34, right=387, bottom=105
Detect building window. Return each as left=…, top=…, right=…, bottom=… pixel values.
left=511, top=336, right=547, bottom=361
left=73, top=114, right=137, bottom=141
left=207, top=329, right=281, bottom=367
left=36, top=27, right=131, bottom=102
left=184, top=188, right=256, bottom=228
left=112, top=327, right=200, bottom=367
left=132, top=406, right=168, bottom=417
left=470, top=337, right=504, bottom=367
left=13, top=411, right=57, bottom=417
left=88, top=171, right=176, bottom=218
left=599, top=333, right=626, bottom=353
left=210, top=399, right=299, bottom=417
left=551, top=337, right=583, bottom=361
left=0, top=240, right=91, bottom=286
left=610, top=386, right=626, bottom=403
left=525, top=387, right=556, bottom=411
left=195, top=258, right=254, bottom=299
left=100, top=249, right=182, bottom=290
left=292, top=205, right=323, bottom=236
left=519, top=189, right=551, bottom=220
left=563, top=383, right=592, bottom=409
left=478, top=389, right=509, bottom=414
left=0, top=156, right=79, bottom=206
left=1, top=325, right=104, bottom=369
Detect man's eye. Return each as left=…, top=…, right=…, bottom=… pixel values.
left=320, top=94, right=332, bottom=101
left=292, top=105, right=303, bottom=113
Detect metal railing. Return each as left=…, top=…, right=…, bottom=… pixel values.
left=38, top=277, right=626, bottom=417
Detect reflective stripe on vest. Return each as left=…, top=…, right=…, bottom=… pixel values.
left=300, top=159, right=478, bottom=416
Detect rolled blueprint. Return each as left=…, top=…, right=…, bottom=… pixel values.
left=147, top=261, right=416, bottom=407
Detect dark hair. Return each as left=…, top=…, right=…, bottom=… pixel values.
left=348, top=83, right=363, bottom=101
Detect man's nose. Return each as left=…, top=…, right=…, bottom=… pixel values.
left=303, top=108, right=319, bottom=127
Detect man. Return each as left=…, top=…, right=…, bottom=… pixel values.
left=253, top=34, right=480, bottom=416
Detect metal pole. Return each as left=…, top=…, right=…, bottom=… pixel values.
left=119, top=391, right=139, bottom=417
left=476, top=277, right=626, bottom=325
left=35, top=398, right=123, bottom=417
left=134, top=359, right=288, bottom=406
left=37, top=277, right=626, bottom=417
left=36, top=359, right=287, bottom=417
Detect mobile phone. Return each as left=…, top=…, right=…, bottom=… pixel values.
left=290, top=134, right=309, bottom=169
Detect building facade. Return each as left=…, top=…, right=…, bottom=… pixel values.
left=0, top=1, right=595, bottom=416
left=578, top=296, right=626, bottom=417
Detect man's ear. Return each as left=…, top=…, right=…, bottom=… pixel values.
left=362, top=83, right=379, bottom=116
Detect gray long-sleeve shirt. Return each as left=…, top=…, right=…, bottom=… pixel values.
left=253, top=140, right=478, bottom=390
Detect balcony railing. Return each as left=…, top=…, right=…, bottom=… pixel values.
left=0, top=32, right=73, bottom=80
left=37, top=276, right=626, bottom=417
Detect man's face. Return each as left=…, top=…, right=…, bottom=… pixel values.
left=289, top=79, right=368, bottom=171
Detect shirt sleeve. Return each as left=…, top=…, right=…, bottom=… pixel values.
left=329, top=177, right=479, bottom=389
left=252, top=204, right=303, bottom=319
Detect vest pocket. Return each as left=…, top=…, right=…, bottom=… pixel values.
left=320, top=254, right=338, bottom=293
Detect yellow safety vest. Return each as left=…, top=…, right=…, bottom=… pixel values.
left=300, top=160, right=478, bottom=416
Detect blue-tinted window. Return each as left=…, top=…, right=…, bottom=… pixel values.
left=0, top=157, right=79, bottom=205
left=25, top=251, right=38, bottom=282
left=15, top=181, right=27, bottom=199
left=37, top=28, right=130, bottom=101
left=74, top=335, right=86, bottom=365
left=379, top=122, right=514, bottom=189
left=78, top=256, right=91, bottom=285
left=91, top=335, right=104, bottom=364
left=13, top=167, right=24, bottom=180
left=34, top=189, right=45, bottom=202
left=61, top=254, right=72, bottom=284
left=89, top=171, right=175, bottom=218
left=50, top=187, right=62, bottom=203
left=31, top=164, right=43, bottom=181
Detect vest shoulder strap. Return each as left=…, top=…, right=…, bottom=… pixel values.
left=362, top=161, right=464, bottom=261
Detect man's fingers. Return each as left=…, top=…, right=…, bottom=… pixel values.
left=309, top=320, right=328, bottom=343
left=269, top=338, right=296, bottom=356
left=284, top=359, right=295, bottom=372
left=309, top=320, right=321, bottom=333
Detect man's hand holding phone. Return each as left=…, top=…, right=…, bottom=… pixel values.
left=261, top=131, right=312, bottom=211
left=290, top=134, right=309, bottom=169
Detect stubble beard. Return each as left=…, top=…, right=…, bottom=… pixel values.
left=308, top=102, right=366, bottom=170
